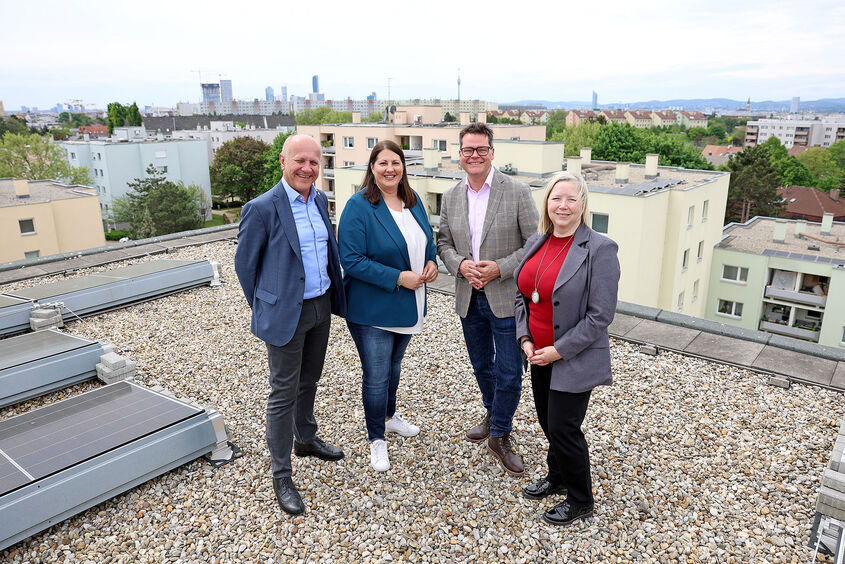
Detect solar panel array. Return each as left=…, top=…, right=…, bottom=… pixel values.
left=762, top=248, right=845, bottom=266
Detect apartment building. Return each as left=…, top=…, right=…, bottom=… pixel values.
left=625, top=111, right=653, bottom=128
left=706, top=215, right=845, bottom=348
left=386, top=99, right=499, bottom=120
left=297, top=119, right=545, bottom=193
left=678, top=111, right=708, bottom=129
left=170, top=121, right=295, bottom=162
left=744, top=117, right=845, bottom=148
left=0, top=178, right=105, bottom=263
left=59, top=128, right=211, bottom=216
left=332, top=143, right=729, bottom=318
left=651, top=111, right=677, bottom=127
left=600, top=110, right=627, bottom=124
left=566, top=110, right=595, bottom=126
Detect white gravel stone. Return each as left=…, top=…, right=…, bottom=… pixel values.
left=1, top=240, right=842, bottom=562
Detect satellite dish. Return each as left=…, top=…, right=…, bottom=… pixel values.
left=390, top=105, right=396, bottom=114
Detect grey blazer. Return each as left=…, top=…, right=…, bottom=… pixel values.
left=437, top=168, right=539, bottom=318
left=514, top=224, right=620, bottom=393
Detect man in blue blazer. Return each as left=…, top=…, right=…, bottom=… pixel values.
left=234, top=134, right=347, bottom=516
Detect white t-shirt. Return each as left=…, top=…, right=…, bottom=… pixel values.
left=375, top=206, right=427, bottom=334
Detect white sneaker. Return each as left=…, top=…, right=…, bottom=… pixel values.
left=370, top=439, right=390, bottom=472
left=385, top=413, right=420, bottom=438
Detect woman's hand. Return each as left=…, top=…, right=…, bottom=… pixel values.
left=528, top=346, right=562, bottom=366
left=421, top=260, right=438, bottom=283
left=398, top=271, right=426, bottom=290
left=521, top=339, right=536, bottom=358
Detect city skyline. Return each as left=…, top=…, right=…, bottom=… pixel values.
left=2, top=0, right=844, bottom=110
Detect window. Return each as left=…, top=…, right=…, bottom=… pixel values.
left=702, top=200, right=709, bottom=221
left=717, top=299, right=743, bottom=318
left=19, top=219, right=35, bottom=235
left=343, top=136, right=354, bottom=148
left=70, top=152, right=76, bottom=159
left=692, top=280, right=699, bottom=302
left=343, top=161, right=354, bottom=167
left=24, top=250, right=40, bottom=259
left=687, top=206, right=694, bottom=228
left=842, top=327, right=845, bottom=345
left=432, top=139, right=447, bottom=151
left=677, top=291, right=684, bottom=312
left=367, top=137, right=378, bottom=149
left=697, top=241, right=704, bottom=262
left=682, top=249, right=689, bottom=271
left=591, top=213, right=609, bottom=234
left=722, top=264, right=749, bottom=283
left=159, top=166, right=168, bottom=174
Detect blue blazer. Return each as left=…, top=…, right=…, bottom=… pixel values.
left=338, top=189, right=436, bottom=327
left=234, top=181, right=346, bottom=347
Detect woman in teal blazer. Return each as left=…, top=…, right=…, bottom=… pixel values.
left=338, top=140, right=437, bottom=473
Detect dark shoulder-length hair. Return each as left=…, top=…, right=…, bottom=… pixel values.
left=360, top=140, right=417, bottom=208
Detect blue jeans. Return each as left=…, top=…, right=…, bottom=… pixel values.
left=460, top=291, right=523, bottom=437
left=347, top=321, right=414, bottom=442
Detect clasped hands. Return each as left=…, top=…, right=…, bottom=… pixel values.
left=398, top=260, right=438, bottom=290
left=458, top=259, right=500, bottom=290
left=522, top=340, right=562, bottom=366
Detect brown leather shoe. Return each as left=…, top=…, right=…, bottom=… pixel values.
left=487, top=435, right=525, bottom=476
left=465, top=413, right=491, bottom=443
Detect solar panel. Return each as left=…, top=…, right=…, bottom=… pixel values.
left=0, top=381, right=227, bottom=550
left=0, top=260, right=216, bottom=336
left=0, top=330, right=113, bottom=408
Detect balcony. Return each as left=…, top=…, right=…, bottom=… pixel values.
left=321, top=146, right=336, bottom=154
left=323, top=168, right=334, bottom=178
left=758, top=320, right=820, bottom=342
left=764, top=286, right=826, bottom=307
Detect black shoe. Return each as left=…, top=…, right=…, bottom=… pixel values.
left=522, top=478, right=566, bottom=500
left=293, top=437, right=344, bottom=461
left=272, top=477, right=305, bottom=515
left=542, top=501, right=594, bottom=526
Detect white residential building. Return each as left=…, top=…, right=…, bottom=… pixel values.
left=745, top=117, right=845, bottom=148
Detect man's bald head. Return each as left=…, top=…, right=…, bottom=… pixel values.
left=281, top=134, right=321, bottom=159
left=279, top=134, right=322, bottom=198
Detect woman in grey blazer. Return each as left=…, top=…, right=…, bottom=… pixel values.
left=514, top=171, right=620, bottom=526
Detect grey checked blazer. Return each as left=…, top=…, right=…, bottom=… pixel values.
left=437, top=168, right=539, bottom=318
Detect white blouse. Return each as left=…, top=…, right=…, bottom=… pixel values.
left=375, top=206, right=427, bottom=334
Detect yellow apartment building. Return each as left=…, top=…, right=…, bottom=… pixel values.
left=332, top=143, right=730, bottom=317
left=0, top=178, right=105, bottom=263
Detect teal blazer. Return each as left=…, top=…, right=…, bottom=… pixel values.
left=338, top=189, right=436, bottom=327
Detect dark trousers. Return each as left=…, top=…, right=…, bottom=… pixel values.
left=531, top=364, right=593, bottom=505
left=265, top=292, right=331, bottom=479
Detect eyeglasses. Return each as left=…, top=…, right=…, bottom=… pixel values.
left=459, top=146, right=491, bottom=157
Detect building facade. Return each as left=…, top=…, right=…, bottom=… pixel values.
left=170, top=121, right=295, bottom=162
left=59, top=129, right=212, bottom=217
left=705, top=215, right=845, bottom=348
left=0, top=178, right=105, bottom=263
left=744, top=117, right=845, bottom=149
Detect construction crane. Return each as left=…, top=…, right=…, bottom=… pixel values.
left=65, top=99, right=93, bottom=113
left=190, top=69, right=220, bottom=84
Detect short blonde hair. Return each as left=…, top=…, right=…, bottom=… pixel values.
left=538, top=171, right=590, bottom=234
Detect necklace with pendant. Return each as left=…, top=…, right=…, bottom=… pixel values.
left=531, top=235, right=573, bottom=304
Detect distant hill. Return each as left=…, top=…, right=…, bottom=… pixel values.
left=507, top=98, right=845, bottom=113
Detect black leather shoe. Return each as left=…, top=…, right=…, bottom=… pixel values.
left=542, top=501, right=594, bottom=526
left=522, top=478, right=567, bottom=500
left=293, top=437, right=344, bottom=461
left=272, top=477, right=304, bottom=515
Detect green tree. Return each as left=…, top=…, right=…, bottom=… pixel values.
left=295, top=107, right=353, bottom=125
left=796, top=147, right=844, bottom=192
left=593, top=123, right=645, bottom=162
left=643, top=134, right=713, bottom=169
left=486, top=114, right=498, bottom=124
left=0, top=133, right=91, bottom=184
left=443, top=112, right=456, bottom=122
left=687, top=127, right=708, bottom=144
left=50, top=127, right=72, bottom=140
left=258, top=131, right=294, bottom=195
left=110, top=165, right=203, bottom=238
left=365, top=112, right=383, bottom=122
left=544, top=109, right=567, bottom=140
left=126, top=102, right=143, bottom=126
left=827, top=140, right=845, bottom=170
left=59, top=112, right=93, bottom=128
left=776, top=156, right=814, bottom=186
left=209, top=136, right=271, bottom=203
left=707, top=123, right=726, bottom=140
left=760, top=136, right=788, bottom=162
left=0, top=115, right=29, bottom=137
left=730, top=126, right=746, bottom=147
left=549, top=121, right=602, bottom=156
left=106, top=102, right=128, bottom=134
left=724, top=144, right=785, bottom=224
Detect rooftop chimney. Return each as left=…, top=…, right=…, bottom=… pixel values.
left=423, top=148, right=441, bottom=172
left=477, top=112, right=486, bottom=124
left=566, top=156, right=582, bottom=178
left=794, top=220, right=806, bottom=238
left=645, top=153, right=659, bottom=179
left=352, top=111, right=361, bottom=124
left=831, top=188, right=841, bottom=202
left=13, top=179, right=30, bottom=198
left=773, top=219, right=787, bottom=243
left=821, top=212, right=834, bottom=235
left=580, top=147, right=592, bottom=164
left=615, top=162, right=630, bottom=184
left=460, top=112, right=471, bottom=126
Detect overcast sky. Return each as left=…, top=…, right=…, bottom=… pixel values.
left=3, top=0, right=844, bottom=110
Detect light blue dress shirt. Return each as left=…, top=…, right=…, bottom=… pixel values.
left=283, top=179, right=330, bottom=299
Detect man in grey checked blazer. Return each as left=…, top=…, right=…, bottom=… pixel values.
left=437, top=123, right=539, bottom=476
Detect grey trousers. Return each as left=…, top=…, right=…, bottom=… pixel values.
left=265, top=292, right=331, bottom=479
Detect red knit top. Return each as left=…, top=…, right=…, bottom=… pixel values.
left=516, top=234, right=574, bottom=348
